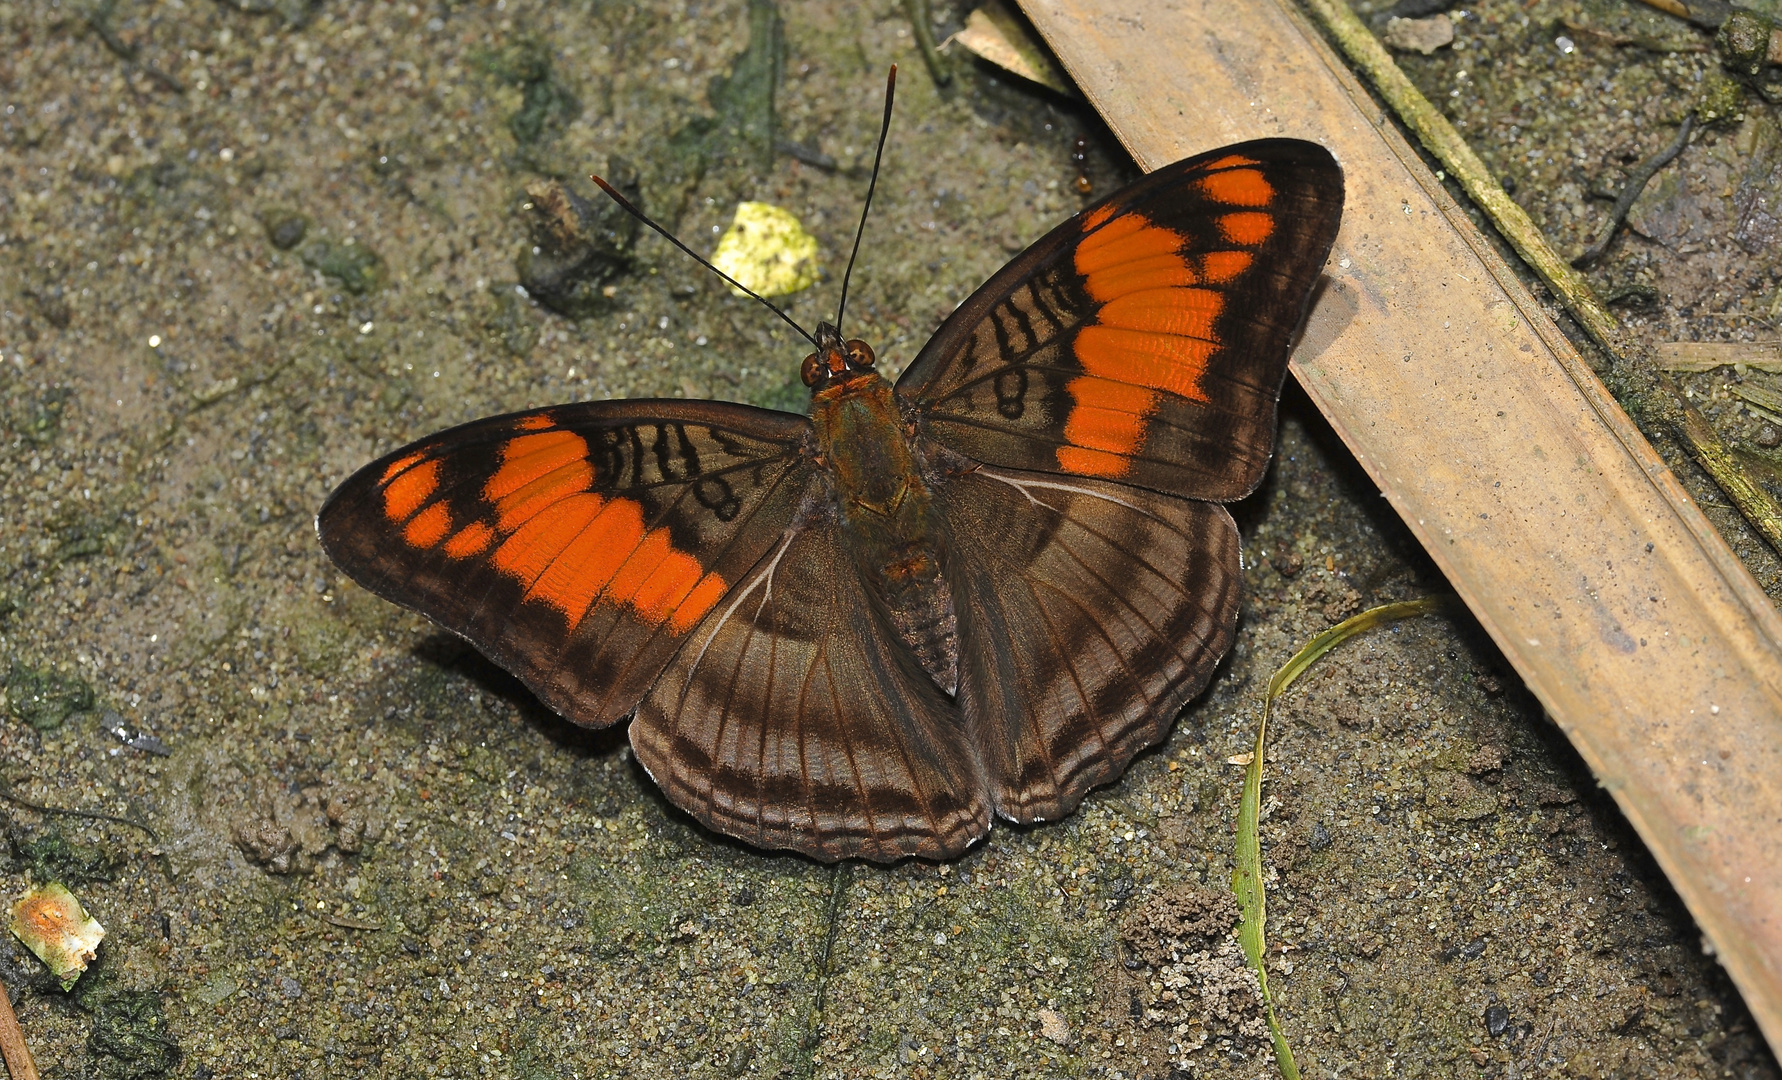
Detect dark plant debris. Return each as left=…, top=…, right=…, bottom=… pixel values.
left=516, top=166, right=642, bottom=318
left=472, top=36, right=583, bottom=153
left=5, top=828, right=121, bottom=886
left=1575, top=113, right=1697, bottom=266
left=661, top=0, right=785, bottom=207
left=84, top=989, right=182, bottom=1080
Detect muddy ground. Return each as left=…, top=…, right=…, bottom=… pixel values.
left=1, top=0, right=1780, bottom=1077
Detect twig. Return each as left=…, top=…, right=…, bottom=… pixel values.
left=1300, top=0, right=1782, bottom=557
left=774, top=137, right=841, bottom=172
left=0, top=781, right=158, bottom=841
left=0, top=973, right=41, bottom=1080
left=790, top=865, right=851, bottom=1080
left=901, top=0, right=952, bottom=86
left=1574, top=113, right=1694, bottom=267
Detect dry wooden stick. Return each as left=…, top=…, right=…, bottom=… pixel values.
left=0, top=978, right=41, bottom=1080
left=1298, top=0, right=1782, bottom=556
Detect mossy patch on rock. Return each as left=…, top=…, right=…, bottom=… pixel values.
left=85, top=989, right=182, bottom=1080
left=7, top=829, right=121, bottom=885
left=4, top=662, right=96, bottom=730
left=8, top=384, right=73, bottom=447
left=300, top=238, right=386, bottom=295
left=483, top=283, right=541, bottom=357
left=660, top=0, right=784, bottom=199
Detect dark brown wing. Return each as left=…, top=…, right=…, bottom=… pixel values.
left=933, top=462, right=1240, bottom=823
left=317, top=400, right=814, bottom=730
left=632, top=489, right=990, bottom=863
left=897, top=139, right=1344, bottom=501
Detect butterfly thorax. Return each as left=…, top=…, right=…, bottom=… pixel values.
left=806, top=329, right=959, bottom=696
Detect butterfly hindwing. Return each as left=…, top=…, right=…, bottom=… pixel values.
left=632, top=496, right=991, bottom=862
left=897, top=139, right=1344, bottom=500
left=317, top=401, right=815, bottom=729
left=932, top=462, right=1240, bottom=824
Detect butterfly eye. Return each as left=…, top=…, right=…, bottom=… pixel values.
left=845, top=340, right=876, bottom=370
left=800, top=353, right=822, bottom=387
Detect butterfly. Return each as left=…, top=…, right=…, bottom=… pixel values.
left=318, top=130, right=1344, bottom=863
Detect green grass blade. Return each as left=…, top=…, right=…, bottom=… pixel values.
left=1232, top=595, right=1459, bottom=1079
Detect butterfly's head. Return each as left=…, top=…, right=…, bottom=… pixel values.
left=801, top=322, right=877, bottom=390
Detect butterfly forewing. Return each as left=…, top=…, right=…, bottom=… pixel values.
left=932, top=464, right=1241, bottom=823
left=898, top=139, right=1344, bottom=501
left=632, top=502, right=990, bottom=862
left=317, top=401, right=814, bottom=729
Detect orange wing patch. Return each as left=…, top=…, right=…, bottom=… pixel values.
left=1217, top=212, right=1274, bottom=246
left=1060, top=211, right=1219, bottom=478
left=1078, top=202, right=1120, bottom=231
left=1056, top=183, right=1288, bottom=477
left=1197, top=167, right=1274, bottom=208
left=442, top=520, right=495, bottom=558
left=374, top=422, right=726, bottom=634
left=494, top=493, right=607, bottom=584
left=1199, top=251, right=1254, bottom=283
left=1074, top=327, right=1216, bottom=401
left=1076, top=215, right=1185, bottom=282
left=486, top=429, right=594, bottom=530
left=382, top=457, right=439, bottom=522
left=403, top=502, right=453, bottom=548
left=1201, top=152, right=1264, bottom=171
left=1095, top=288, right=1223, bottom=341
left=1058, top=376, right=1156, bottom=477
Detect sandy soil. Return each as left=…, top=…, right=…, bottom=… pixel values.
left=1, top=0, right=1779, bottom=1077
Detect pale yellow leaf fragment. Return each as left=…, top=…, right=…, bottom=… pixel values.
left=709, top=202, right=820, bottom=299
left=948, top=2, right=1075, bottom=96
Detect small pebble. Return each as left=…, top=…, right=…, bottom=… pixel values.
left=1037, top=1007, right=1072, bottom=1045
left=1383, top=14, right=1455, bottom=55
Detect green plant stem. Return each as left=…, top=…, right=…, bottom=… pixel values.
left=1234, top=596, right=1459, bottom=1080
left=901, top=0, right=952, bottom=85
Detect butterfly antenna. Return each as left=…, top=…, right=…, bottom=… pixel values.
left=834, top=65, right=897, bottom=337
left=588, top=174, right=818, bottom=348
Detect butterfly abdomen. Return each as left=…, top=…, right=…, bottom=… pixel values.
left=812, top=369, right=960, bottom=695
